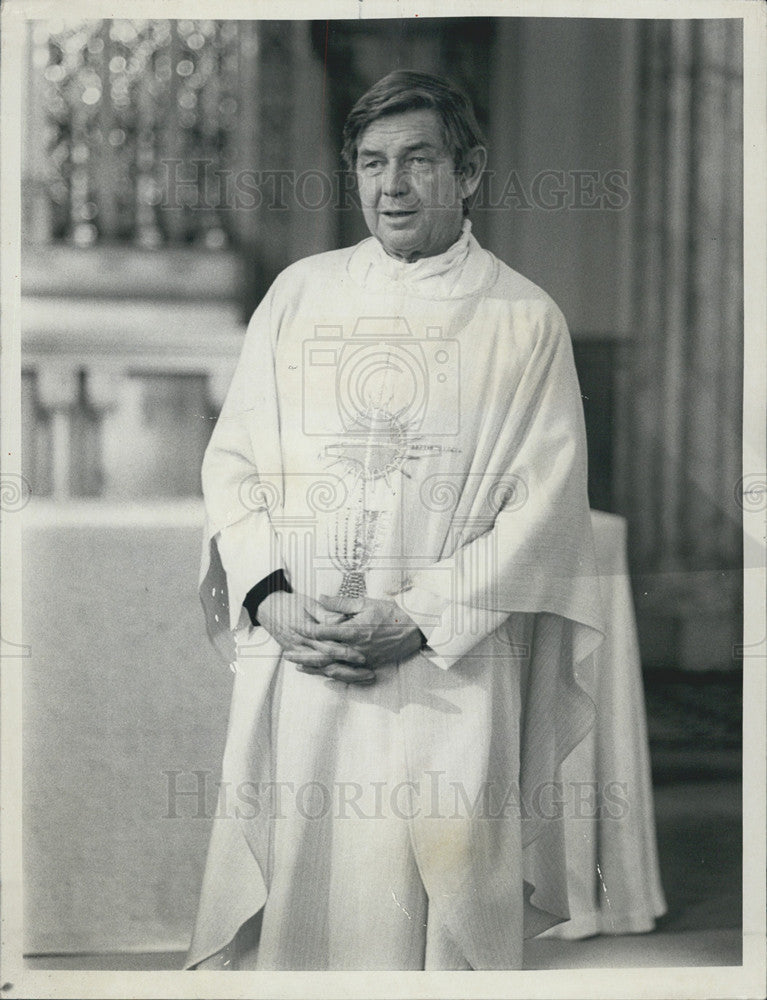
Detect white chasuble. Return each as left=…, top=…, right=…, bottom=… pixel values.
left=186, top=222, right=605, bottom=971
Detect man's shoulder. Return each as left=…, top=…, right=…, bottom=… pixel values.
left=272, top=246, right=356, bottom=292
left=488, top=253, right=558, bottom=308
left=485, top=252, right=568, bottom=332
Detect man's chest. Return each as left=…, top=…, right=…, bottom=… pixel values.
left=272, top=298, right=526, bottom=458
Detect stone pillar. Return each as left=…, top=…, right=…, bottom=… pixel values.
left=231, top=21, right=337, bottom=321
left=620, top=20, right=743, bottom=572
left=86, top=368, right=124, bottom=497
left=617, top=20, right=743, bottom=668
left=34, top=367, right=81, bottom=501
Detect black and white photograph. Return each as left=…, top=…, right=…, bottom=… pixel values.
left=1, top=1, right=765, bottom=997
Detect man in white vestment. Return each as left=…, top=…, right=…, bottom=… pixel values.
left=186, top=70, right=604, bottom=971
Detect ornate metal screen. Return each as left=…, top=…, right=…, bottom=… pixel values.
left=29, top=19, right=242, bottom=248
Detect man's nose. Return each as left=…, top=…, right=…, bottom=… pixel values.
left=381, top=162, right=410, bottom=197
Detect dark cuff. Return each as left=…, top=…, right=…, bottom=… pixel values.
left=243, top=569, right=292, bottom=626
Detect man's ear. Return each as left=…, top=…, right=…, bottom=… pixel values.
left=459, top=146, right=487, bottom=199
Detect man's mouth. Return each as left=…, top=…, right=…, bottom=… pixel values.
left=381, top=209, right=417, bottom=217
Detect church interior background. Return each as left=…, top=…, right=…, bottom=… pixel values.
left=18, top=16, right=745, bottom=967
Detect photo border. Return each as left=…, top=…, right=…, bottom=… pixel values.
left=1, top=1, right=764, bottom=997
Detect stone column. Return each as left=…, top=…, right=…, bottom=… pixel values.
left=34, top=366, right=81, bottom=501
left=86, top=368, right=124, bottom=497
left=617, top=20, right=743, bottom=668
left=230, top=21, right=305, bottom=320
left=620, top=20, right=743, bottom=570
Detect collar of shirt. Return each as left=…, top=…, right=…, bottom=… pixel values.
left=346, top=219, right=498, bottom=299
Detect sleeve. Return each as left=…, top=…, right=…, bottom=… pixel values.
left=242, top=570, right=293, bottom=626
left=198, top=280, right=290, bottom=649
left=393, top=302, right=604, bottom=670
left=213, top=515, right=285, bottom=631
left=394, top=588, right=508, bottom=671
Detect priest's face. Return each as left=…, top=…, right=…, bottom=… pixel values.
left=355, top=108, right=484, bottom=262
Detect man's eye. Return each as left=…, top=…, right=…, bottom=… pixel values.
left=361, top=160, right=382, bottom=171
left=408, top=156, right=430, bottom=167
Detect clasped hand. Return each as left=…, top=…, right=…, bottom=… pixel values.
left=257, top=591, right=422, bottom=685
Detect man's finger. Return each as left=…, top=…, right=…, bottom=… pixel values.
left=322, top=662, right=376, bottom=685
left=319, top=594, right=365, bottom=616
left=312, top=625, right=357, bottom=642
left=284, top=648, right=332, bottom=667
left=296, top=621, right=370, bottom=643
left=294, top=662, right=375, bottom=684
left=316, top=611, right=347, bottom=626
left=284, top=642, right=365, bottom=667
left=303, top=597, right=347, bottom=626
left=294, top=664, right=327, bottom=677
left=312, top=639, right=365, bottom=664
left=312, top=622, right=371, bottom=642
left=292, top=619, right=320, bottom=640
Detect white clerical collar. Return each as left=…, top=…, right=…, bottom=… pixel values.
left=346, top=218, right=497, bottom=299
